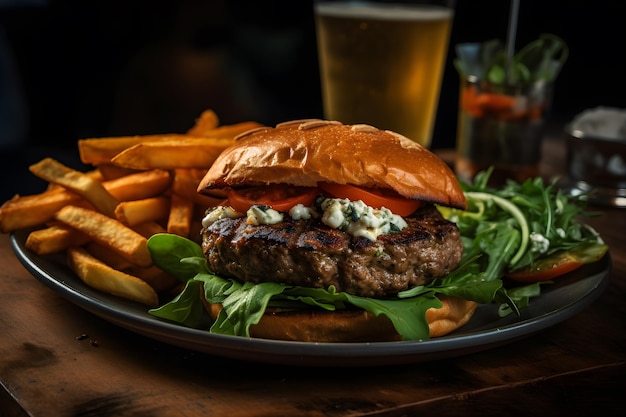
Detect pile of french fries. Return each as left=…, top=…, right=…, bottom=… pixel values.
left=0, top=110, right=262, bottom=307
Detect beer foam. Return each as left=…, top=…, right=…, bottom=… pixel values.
left=315, top=2, right=453, bottom=21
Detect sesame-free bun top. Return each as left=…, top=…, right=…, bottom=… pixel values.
left=198, top=120, right=466, bottom=209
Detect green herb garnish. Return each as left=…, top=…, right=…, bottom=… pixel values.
left=455, top=33, right=569, bottom=85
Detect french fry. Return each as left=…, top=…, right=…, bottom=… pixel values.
left=1, top=190, right=81, bottom=233
left=2, top=110, right=267, bottom=309
left=125, top=265, right=180, bottom=293
left=29, top=158, right=119, bottom=218
left=180, top=168, right=208, bottom=180
left=105, top=169, right=172, bottom=201
left=171, top=169, right=225, bottom=208
left=131, top=222, right=168, bottom=238
left=189, top=120, right=264, bottom=139
left=25, top=224, right=91, bottom=255
left=85, top=241, right=134, bottom=271
left=45, top=168, right=103, bottom=192
left=96, top=164, right=139, bottom=180
left=186, top=109, right=219, bottom=136
left=110, top=137, right=236, bottom=170
left=167, top=194, right=195, bottom=237
left=78, top=134, right=193, bottom=166
left=54, top=205, right=152, bottom=267
left=78, top=116, right=259, bottom=166
left=0, top=169, right=171, bottom=233
left=115, top=197, right=170, bottom=226
left=89, top=253, right=179, bottom=297
left=68, top=247, right=158, bottom=306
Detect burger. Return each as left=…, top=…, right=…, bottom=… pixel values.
left=186, top=119, right=478, bottom=342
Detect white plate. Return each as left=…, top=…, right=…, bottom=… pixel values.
left=10, top=230, right=611, bottom=367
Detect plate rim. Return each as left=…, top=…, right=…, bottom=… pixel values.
left=9, top=230, right=611, bottom=367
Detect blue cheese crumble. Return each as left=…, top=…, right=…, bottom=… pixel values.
left=246, top=205, right=283, bottom=225
left=201, top=197, right=408, bottom=241
left=201, top=206, right=241, bottom=228
left=530, top=232, right=550, bottom=254
left=319, top=198, right=407, bottom=241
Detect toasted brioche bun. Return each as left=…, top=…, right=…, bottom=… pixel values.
left=204, top=295, right=477, bottom=342
left=198, top=120, right=466, bottom=209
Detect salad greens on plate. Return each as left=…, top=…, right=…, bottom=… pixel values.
left=146, top=169, right=607, bottom=341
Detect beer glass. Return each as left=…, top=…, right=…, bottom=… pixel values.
left=314, top=0, right=455, bottom=147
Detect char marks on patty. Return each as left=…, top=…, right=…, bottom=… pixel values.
left=201, top=205, right=462, bottom=298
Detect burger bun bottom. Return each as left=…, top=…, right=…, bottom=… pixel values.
left=203, top=294, right=477, bottom=342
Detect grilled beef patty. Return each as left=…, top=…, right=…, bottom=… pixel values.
left=201, top=205, right=463, bottom=298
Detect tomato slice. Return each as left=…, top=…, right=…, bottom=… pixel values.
left=227, top=185, right=320, bottom=213
left=506, top=242, right=608, bottom=283
left=318, top=182, right=423, bottom=216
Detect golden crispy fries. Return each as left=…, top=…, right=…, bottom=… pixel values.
left=114, top=197, right=170, bottom=226
left=125, top=265, right=179, bottom=293
left=186, top=109, right=219, bottom=136
left=131, top=222, right=168, bottom=238
left=2, top=110, right=266, bottom=307
left=85, top=241, right=134, bottom=271
left=68, top=247, right=158, bottom=306
left=180, top=168, right=208, bottom=180
left=78, top=134, right=193, bottom=166
left=25, top=224, right=91, bottom=255
left=171, top=169, right=225, bottom=208
left=190, top=120, right=264, bottom=139
left=86, top=241, right=178, bottom=297
left=54, top=205, right=152, bottom=268
left=105, top=169, right=172, bottom=201
left=0, top=170, right=171, bottom=233
left=110, top=137, right=236, bottom=170
left=96, top=164, right=139, bottom=181
left=0, top=189, right=86, bottom=233
left=45, top=168, right=103, bottom=192
left=78, top=120, right=261, bottom=167
left=29, top=158, right=119, bottom=218
left=167, top=194, right=195, bottom=237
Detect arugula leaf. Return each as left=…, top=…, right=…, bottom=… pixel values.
left=213, top=281, right=287, bottom=336
left=440, top=169, right=604, bottom=274
left=344, top=294, right=441, bottom=341
left=149, top=280, right=205, bottom=327
left=498, top=282, right=544, bottom=317
left=429, top=260, right=504, bottom=304
left=147, top=234, right=206, bottom=281
left=465, top=192, right=529, bottom=265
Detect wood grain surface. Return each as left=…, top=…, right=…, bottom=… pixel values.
left=1, top=136, right=624, bottom=417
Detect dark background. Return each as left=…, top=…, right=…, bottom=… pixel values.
left=1, top=0, right=625, bottom=201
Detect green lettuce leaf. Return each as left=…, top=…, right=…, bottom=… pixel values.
left=146, top=234, right=513, bottom=340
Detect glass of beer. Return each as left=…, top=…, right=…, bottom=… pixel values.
left=314, top=0, right=455, bottom=148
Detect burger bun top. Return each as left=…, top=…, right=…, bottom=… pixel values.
left=198, top=120, right=466, bottom=209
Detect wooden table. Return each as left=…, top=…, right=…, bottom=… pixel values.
left=1, top=137, right=625, bottom=417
